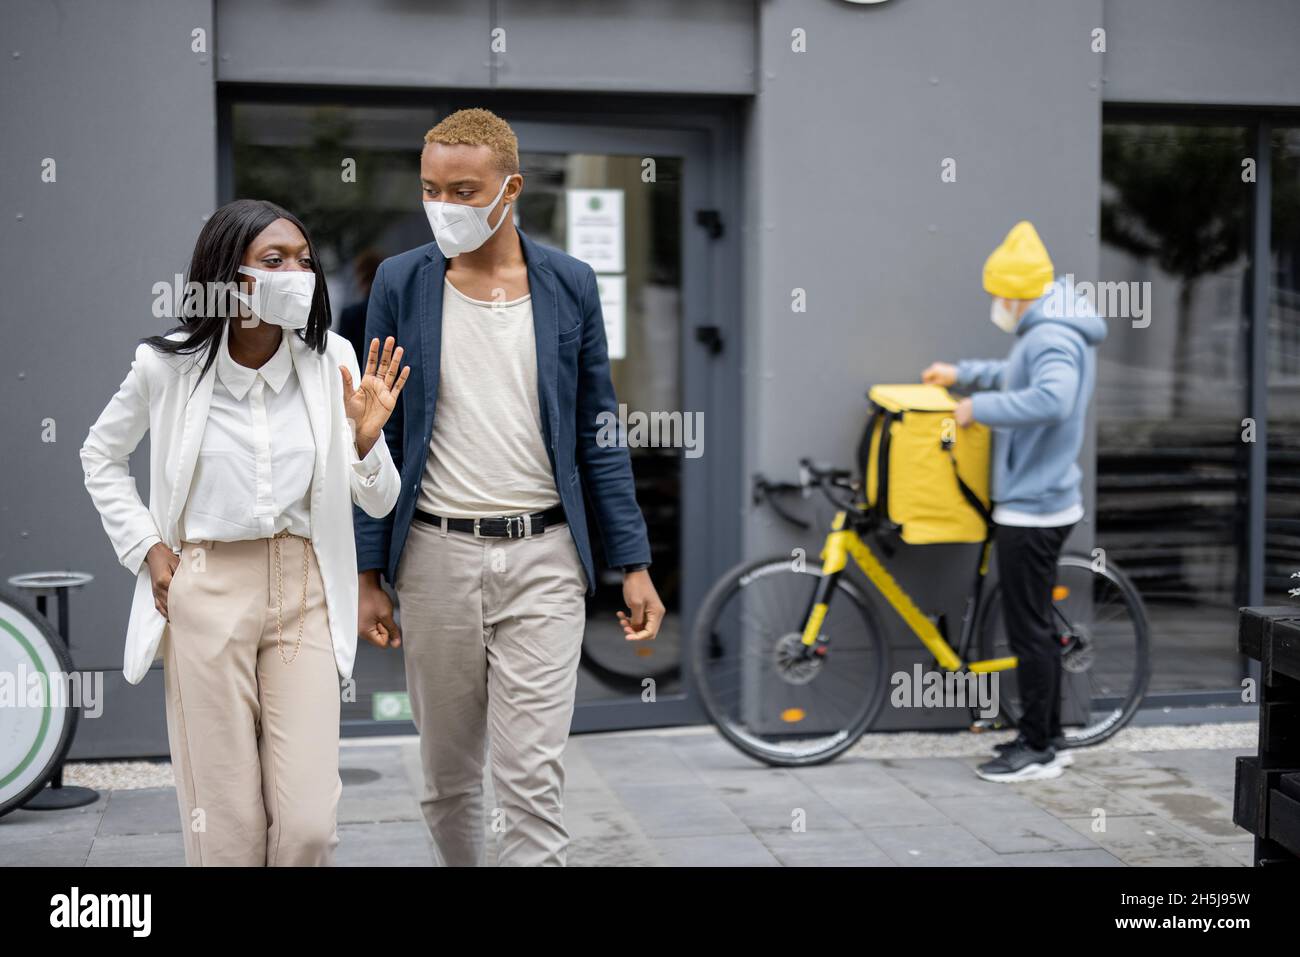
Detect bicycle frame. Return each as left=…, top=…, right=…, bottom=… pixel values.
left=799, top=510, right=1017, bottom=674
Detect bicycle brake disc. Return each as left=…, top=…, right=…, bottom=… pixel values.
left=1060, top=627, right=1094, bottom=674
left=773, top=632, right=825, bottom=685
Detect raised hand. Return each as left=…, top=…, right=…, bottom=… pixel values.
left=342, top=336, right=411, bottom=457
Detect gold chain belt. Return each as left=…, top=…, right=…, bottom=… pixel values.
left=272, top=529, right=309, bottom=665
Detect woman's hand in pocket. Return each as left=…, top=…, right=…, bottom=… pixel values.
left=145, top=542, right=180, bottom=621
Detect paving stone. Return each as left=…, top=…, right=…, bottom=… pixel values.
left=928, top=792, right=1100, bottom=854
left=574, top=734, right=702, bottom=788
left=337, top=750, right=424, bottom=825
left=713, top=780, right=859, bottom=834
left=756, top=826, right=894, bottom=866
left=0, top=832, right=94, bottom=867
left=609, top=784, right=750, bottom=838
left=1131, top=749, right=1248, bottom=817
left=875, top=757, right=1001, bottom=799
left=86, top=831, right=184, bottom=867
left=569, top=834, right=662, bottom=866
left=793, top=759, right=951, bottom=829
left=1060, top=814, right=1242, bottom=867
left=1119, top=785, right=1245, bottom=844
left=0, top=794, right=108, bottom=842
left=564, top=786, right=656, bottom=843
left=96, top=787, right=181, bottom=836
left=1014, top=771, right=1149, bottom=819
left=335, top=820, right=435, bottom=866
left=1219, top=841, right=1256, bottom=867
left=996, top=848, right=1124, bottom=866
left=651, top=832, right=780, bottom=867
left=559, top=738, right=606, bottom=791
left=670, top=732, right=779, bottom=779
left=866, top=823, right=1003, bottom=866
left=1069, top=751, right=1191, bottom=790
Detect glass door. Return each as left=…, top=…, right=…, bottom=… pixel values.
left=225, top=99, right=734, bottom=732
left=508, top=121, right=718, bottom=730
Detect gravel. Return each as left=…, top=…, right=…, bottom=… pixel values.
left=60, top=721, right=1258, bottom=791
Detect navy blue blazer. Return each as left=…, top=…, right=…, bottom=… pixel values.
left=353, top=229, right=651, bottom=595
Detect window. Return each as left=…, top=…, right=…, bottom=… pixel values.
left=1097, top=122, right=1254, bottom=693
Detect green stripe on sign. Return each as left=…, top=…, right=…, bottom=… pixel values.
left=0, top=614, right=54, bottom=790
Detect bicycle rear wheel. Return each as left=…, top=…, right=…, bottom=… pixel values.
left=690, top=556, right=890, bottom=766
left=976, top=554, right=1150, bottom=748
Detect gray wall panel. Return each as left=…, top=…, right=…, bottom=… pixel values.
left=1103, top=0, right=1300, bottom=106
left=215, top=0, right=755, bottom=95
left=215, top=0, right=491, bottom=88
left=494, top=0, right=755, bottom=94
left=1, top=0, right=217, bottom=758
left=742, top=1, right=1104, bottom=726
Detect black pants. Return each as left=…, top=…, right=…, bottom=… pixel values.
left=995, top=522, right=1075, bottom=752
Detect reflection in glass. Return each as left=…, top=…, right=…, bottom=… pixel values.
left=1096, top=124, right=1252, bottom=692
left=1267, top=130, right=1300, bottom=604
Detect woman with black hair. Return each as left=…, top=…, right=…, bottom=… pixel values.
left=80, top=199, right=409, bottom=866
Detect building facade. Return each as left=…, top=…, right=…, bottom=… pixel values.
left=3, top=0, right=1298, bottom=757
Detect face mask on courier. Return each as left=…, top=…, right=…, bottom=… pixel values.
left=423, top=175, right=512, bottom=258
left=234, top=265, right=315, bottom=329
left=990, top=298, right=1020, bottom=334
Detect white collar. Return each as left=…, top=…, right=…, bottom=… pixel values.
left=217, top=322, right=292, bottom=399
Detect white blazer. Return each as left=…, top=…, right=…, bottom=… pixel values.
left=80, top=329, right=400, bottom=685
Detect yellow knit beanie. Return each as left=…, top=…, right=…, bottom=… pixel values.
left=982, top=221, right=1055, bottom=300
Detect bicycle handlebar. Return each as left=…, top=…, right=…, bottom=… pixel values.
left=752, top=459, right=861, bottom=529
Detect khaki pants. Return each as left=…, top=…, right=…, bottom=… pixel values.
left=395, top=518, right=587, bottom=866
left=162, top=533, right=341, bottom=866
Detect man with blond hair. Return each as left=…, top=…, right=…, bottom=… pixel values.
left=354, top=109, right=664, bottom=865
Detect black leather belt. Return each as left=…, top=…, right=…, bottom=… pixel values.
left=414, top=505, right=566, bottom=539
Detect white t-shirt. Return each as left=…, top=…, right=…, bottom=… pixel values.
left=992, top=501, right=1084, bottom=528
left=418, top=277, right=561, bottom=518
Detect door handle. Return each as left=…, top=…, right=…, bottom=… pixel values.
left=694, top=325, right=723, bottom=356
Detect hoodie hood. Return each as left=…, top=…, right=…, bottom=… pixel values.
left=1017, top=276, right=1107, bottom=345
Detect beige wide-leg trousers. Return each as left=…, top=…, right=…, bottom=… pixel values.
left=161, top=532, right=341, bottom=866
left=395, top=518, right=588, bottom=867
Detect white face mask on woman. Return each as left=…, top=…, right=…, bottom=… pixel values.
left=234, top=265, right=316, bottom=329
left=423, top=175, right=513, bottom=258
left=990, top=297, right=1021, bottom=334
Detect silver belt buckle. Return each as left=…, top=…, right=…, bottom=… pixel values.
left=473, top=518, right=483, bottom=539
left=523, top=514, right=534, bottom=539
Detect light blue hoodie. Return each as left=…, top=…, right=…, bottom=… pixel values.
left=954, top=277, right=1107, bottom=516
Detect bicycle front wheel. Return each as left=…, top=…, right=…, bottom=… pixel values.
left=976, top=554, right=1151, bottom=748
left=689, top=556, right=890, bottom=767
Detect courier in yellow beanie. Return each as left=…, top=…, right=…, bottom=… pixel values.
left=983, top=221, right=1055, bottom=300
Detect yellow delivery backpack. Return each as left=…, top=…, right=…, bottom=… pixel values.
left=857, top=384, right=993, bottom=545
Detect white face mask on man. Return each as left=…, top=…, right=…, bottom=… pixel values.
left=422, top=175, right=513, bottom=258
left=234, top=265, right=316, bottom=330
left=990, top=297, right=1021, bottom=334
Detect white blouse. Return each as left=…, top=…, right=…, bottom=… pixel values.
left=180, top=324, right=316, bottom=542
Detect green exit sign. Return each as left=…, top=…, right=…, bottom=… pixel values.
left=371, top=691, right=412, bottom=722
